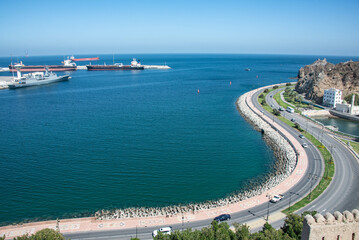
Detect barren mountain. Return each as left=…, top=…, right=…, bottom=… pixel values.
left=295, top=59, right=359, bottom=103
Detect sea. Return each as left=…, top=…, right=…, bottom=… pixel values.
left=0, top=54, right=358, bottom=226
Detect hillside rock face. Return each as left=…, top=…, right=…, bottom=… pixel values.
left=295, top=59, right=359, bottom=103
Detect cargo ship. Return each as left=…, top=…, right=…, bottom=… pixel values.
left=70, top=56, right=99, bottom=61
left=9, top=59, right=76, bottom=72
left=86, top=58, right=144, bottom=71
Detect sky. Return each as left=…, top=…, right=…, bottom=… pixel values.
left=1, top=0, right=359, bottom=56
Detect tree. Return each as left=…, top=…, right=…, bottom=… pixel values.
left=281, top=214, right=304, bottom=240
left=253, top=222, right=294, bottom=240
left=262, top=222, right=274, bottom=232
left=13, top=228, right=66, bottom=240
left=264, top=89, right=269, bottom=93
left=261, top=99, right=267, bottom=106
left=344, top=93, right=359, bottom=106
left=233, top=223, right=251, bottom=240
left=259, top=94, right=264, bottom=99
left=294, top=123, right=303, bottom=132
left=273, top=109, right=281, bottom=116
left=286, top=83, right=292, bottom=86
left=273, top=86, right=279, bottom=89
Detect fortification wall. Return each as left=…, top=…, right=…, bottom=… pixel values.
left=302, top=209, right=359, bottom=240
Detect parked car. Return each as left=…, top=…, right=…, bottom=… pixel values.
left=270, top=194, right=284, bottom=203
left=152, top=227, right=172, bottom=237
left=214, top=214, right=231, bottom=222
left=302, top=143, right=308, bottom=148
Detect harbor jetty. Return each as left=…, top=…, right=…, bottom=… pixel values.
left=0, top=76, right=12, bottom=89
left=2, top=65, right=171, bottom=71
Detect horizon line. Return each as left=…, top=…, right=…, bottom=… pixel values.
left=1, top=52, right=359, bottom=58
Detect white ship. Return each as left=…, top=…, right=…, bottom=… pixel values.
left=8, top=64, right=70, bottom=89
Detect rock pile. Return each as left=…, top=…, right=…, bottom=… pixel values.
left=94, top=89, right=297, bottom=220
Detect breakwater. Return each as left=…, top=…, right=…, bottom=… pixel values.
left=94, top=87, right=297, bottom=220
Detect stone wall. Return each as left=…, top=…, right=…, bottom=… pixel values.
left=302, top=209, right=359, bottom=240
left=329, top=110, right=359, bottom=122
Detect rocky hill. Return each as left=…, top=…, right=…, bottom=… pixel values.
left=295, top=59, right=359, bottom=103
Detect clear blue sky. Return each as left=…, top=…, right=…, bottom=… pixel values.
left=1, top=0, right=358, bottom=56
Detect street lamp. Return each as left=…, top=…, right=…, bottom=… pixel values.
left=266, top=193, right=271, bottom=222
left=288, top=192, right=292, bottom=211
left=308, top=174, right=318, bottom=200
left=182, top=213, right=184, bottom=231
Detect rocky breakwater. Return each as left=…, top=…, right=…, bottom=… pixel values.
left=95, top=89, right=297, bottom=221
left=295, top=58, right=359, bottom=103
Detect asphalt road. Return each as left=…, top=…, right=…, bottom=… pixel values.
left=265, top=88, right=359, bottom=215
left=65, top=86, right=358, bottom=240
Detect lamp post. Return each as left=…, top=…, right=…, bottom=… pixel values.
left=266, top=193, right=271, bottom=222
left=289, top=192, right=292, bottom=211
left=56, top=219, right=60, bottom=233
left=182, top=213, right=184, bottom=231
left=308, top=174, right=318, bottom=200
left=329, top=145, right=335, bottom=163
left=305, top=119, right=309, bottom=133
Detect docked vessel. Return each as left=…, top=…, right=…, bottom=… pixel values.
left=70, top=56, right=99, bottom=61
left=9, top=59, right=77, bottom=72
left=8, top=64, right=70, bottom=89
left=86, top=58, right=144, bottom=71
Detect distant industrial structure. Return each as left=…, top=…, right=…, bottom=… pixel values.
left=301, top=209, right=359, bottom=240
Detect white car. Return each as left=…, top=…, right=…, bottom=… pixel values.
left=302, top=143, right=308, bottom=148
left=270, top=194, right=284, bottom=203
left=152, top=227, right=172, bottom=237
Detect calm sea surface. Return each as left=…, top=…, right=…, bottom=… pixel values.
left=0, top=54, right=358, bottom=225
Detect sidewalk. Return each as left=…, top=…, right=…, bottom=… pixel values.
left=0, top=86, right=309, bottom=239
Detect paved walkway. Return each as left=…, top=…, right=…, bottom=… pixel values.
left=0, top=86, right=309, bottom=239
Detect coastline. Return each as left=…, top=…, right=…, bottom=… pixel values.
left=0, top=84, right=309, bottom=239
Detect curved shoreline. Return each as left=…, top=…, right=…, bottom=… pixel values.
left=0, top=85, right=309, bottom=239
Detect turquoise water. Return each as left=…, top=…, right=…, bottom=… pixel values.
left=0, top=54, right=357, bottom=225
left=312, top=117, right=359, bottom=136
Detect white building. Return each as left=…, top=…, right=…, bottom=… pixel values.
left=335, top=94, right=359, bottom=115
left=323, top=88, right=342, bottom=107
